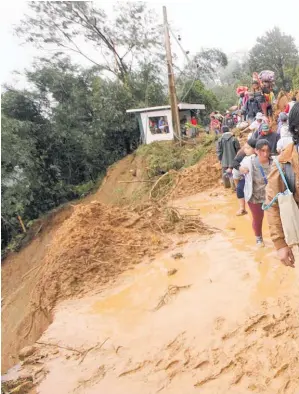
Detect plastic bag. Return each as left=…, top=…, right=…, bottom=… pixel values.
left=236, top=86, right=248, bottom=96
left=278, top=192, right=299, bottom=247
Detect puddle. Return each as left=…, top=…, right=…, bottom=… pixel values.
left=17, top=191, right=299, bottom=393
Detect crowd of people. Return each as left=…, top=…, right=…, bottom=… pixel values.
left=216, top=97, right=299, bottom=268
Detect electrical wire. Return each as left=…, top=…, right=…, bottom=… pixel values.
left=168, top=24, right=198, bottom=103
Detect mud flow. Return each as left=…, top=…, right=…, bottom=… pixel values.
left=2, top=191, right=299, bottom=393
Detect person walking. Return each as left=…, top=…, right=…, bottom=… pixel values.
left=256, top=123, right=280, bottom=155
left=277, top=112, right=288, bottom=136
left=243, top=112, right=267, bottom=138
left=265, top=102, right=299, bottom=267
left=285, top=96, right=296, bottom=114
left=240, top=139, right=272, bottom=246
left=217, top=126, right=240, bottom=188
left=232, top=139, right=257, bottom=216
left=210, top=115, right=221, bottom=135
left=243, top=92, right=261, bottom=124
left=276, top=119, right=293, bottom=153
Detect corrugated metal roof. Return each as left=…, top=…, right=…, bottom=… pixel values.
left=126, top=102, right=205, bottom=114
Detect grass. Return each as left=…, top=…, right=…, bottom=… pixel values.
left=136, top=134, right=215, bottom=178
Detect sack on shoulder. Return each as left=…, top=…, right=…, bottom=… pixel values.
left=263, top=158, right=299, bottom=247
left=277, top=191, right=299, bottom=247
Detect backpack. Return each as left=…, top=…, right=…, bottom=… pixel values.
left=227, top=118, right=234, bottom=128
left=254, top=91, right=265, bottom=103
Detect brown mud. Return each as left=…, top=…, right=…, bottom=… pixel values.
left=4, top=190, right=299, bottom=394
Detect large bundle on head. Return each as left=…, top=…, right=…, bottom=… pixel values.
left=236, top=86, right=248, bottom=96
left=259, top=70, right=275, bottom=82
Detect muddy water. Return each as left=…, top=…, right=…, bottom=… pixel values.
left=34, top=191, right=299, bottom=393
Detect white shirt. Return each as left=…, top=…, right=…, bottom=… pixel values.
left=277, top=137, right=293, bottom=152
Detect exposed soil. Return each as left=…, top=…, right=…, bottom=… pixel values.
left=2, top=139, right=299, bottom=394
left=1, top=205, right=74, bottom=372
left=172, top=150, right=221, bottom=199
left=4, top=191, right=298, bottom=394
left=1, top=171, right=210, bottom=373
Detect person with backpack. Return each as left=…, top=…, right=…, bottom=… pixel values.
left=240, top=139, right=273, bottom=246
left=223, top=111, right=234, bottom=129
left=216, top=126, right=240, bottom=188
left=265, top=102, right=299, bottom=267
left=252, top=81, right=267, bottom=116
left=243, top=92, right=262, bottom=123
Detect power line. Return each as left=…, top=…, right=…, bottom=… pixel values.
left=168, top=25, right=198, bottom=102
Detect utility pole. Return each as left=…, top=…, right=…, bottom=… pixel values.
left=163, top=6, right=181, bottom=143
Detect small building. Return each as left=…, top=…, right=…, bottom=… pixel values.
left=126, top=102, right=205, bottom=145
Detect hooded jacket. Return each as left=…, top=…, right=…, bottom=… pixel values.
left=216, top=132, right=240, bottom=168
left=265, top=143, right=299, bottom=250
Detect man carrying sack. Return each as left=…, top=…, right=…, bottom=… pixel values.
left=265, top=102, right=299, bottom=267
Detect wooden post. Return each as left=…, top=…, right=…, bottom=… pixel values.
left=163, top=6, right=181, bottom=144
left=17, top=215, right=26, bottom=233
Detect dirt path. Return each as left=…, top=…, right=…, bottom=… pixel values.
left=14, top=191, right=299, bottom=394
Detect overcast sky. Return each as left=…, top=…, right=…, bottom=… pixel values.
left=1, top=0, right=299, bottom=87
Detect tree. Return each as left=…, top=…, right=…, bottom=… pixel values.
left=1, top=56, right=168, bottom=248
left=181, top=49, right=228, bottom=86
left=248, top=27, right=298, bottom=90
left=16, top=1, right=163, bottom=84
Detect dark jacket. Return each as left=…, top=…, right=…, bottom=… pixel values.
left=232, top=150, right=246, bottom=170
left=223, top=116, right=234, bottom=129
left=257, top=132, right=280, bottom=154
left=244, top=99, right=261, bottom=119
left=217, top=132, right=241, bottom=168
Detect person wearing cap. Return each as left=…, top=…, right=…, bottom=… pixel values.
left=276, top=112, right=288, bottom=136
left=256, top=123, right=280, bottom=155
left=242, top=92, right=261, bottom=124
left=242, top=112, right=267, bottom=139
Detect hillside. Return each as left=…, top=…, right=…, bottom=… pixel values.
left=1, top=137, right=219, bottom=373
left=2, top=136, right=299, bottom=394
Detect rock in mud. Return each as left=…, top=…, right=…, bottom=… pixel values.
left=167, top=268, right=178, bottom=276
left=19, top=346, right=37, bottom=360
left=172, top=253, right=183, bottom=260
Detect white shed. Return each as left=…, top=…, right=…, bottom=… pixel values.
left=126, top=102, right=205, bottom=144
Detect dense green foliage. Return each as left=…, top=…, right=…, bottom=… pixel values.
left=1, top=60, right=158, bottom=248
left=249, top=27, right=298, bottom=90
left=2, top=1, right=226, bottom=249
left=136, top=135, right=215, bottom=178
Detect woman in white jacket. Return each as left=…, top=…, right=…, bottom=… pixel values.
left=240, top=139, right=272, bottom=246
